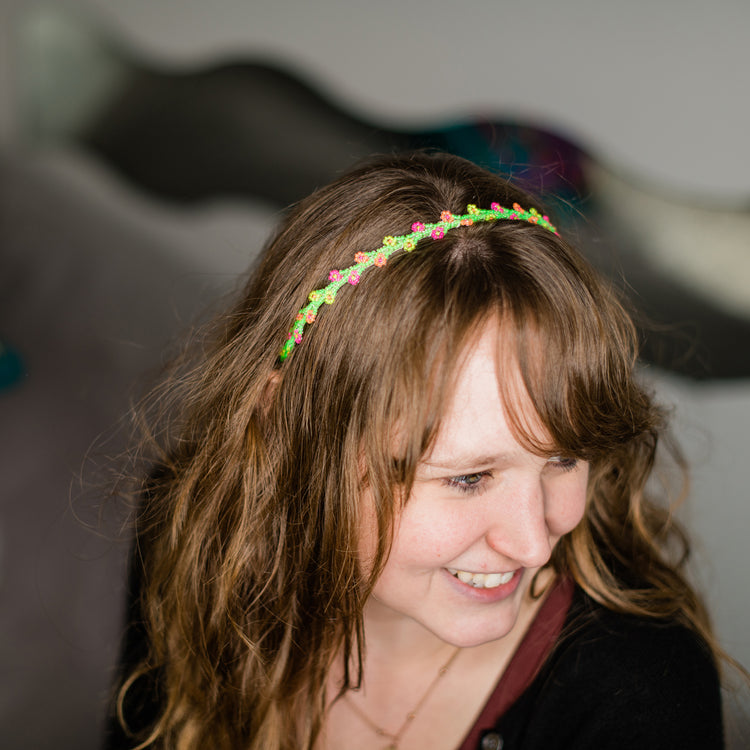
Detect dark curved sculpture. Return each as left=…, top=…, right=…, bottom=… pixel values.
left=38, top=52, right=750, bottom=379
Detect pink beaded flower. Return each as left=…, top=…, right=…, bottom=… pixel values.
left=279, top=204, right=559, bottom=361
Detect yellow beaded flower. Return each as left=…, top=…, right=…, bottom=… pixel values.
left=279, top=204, right=558, bottom=360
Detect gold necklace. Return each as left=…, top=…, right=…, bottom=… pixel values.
left=344, top=646, right=462, bottom=749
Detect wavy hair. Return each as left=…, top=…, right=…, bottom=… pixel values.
left=114, top=152, right=715, bottom=749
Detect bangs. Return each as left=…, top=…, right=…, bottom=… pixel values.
left=356, top=222, right=650, bottom=488
left=278, top=192, right=652, bottom=512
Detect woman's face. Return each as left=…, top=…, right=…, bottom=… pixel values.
left=363, top=321, right=589, bottom=648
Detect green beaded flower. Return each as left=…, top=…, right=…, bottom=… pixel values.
left=279, top=203, right=558, bottom=360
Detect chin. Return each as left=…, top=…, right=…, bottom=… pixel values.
left=425, top=609, right=522, bottom=648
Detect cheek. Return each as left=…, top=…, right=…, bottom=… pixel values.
left=547, top=471, right=589, bottom=538
left=389, top=502, right=477, bottom=565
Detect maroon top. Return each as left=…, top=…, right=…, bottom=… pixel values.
left=457, top=576, right=575, bottom=750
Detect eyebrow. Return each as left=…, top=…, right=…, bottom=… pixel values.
left=421, top=453, right=516, bottom=471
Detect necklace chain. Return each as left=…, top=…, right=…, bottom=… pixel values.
left=344, top=646, right=462, bottom=749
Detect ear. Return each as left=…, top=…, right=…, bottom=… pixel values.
left=261, top=370, right=282, bottom=410
left=252, top=371, right=282, bottom=436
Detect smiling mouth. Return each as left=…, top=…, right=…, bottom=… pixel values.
left=447, top=569, right=516, bottom=589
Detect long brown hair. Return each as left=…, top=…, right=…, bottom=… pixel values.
left=116, top=152, right=715, bottom=749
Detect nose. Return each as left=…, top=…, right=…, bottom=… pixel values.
left=484, top=477, right=552, bottom=569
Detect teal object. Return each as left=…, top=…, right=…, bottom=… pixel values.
left=0, top=342, right=24, bottom=390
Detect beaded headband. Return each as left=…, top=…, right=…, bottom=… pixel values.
left=279, top=202, right=558, bottom=360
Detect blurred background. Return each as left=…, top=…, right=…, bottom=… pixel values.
left=1, top=1, right=749, bottom=748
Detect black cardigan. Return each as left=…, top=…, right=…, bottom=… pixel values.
left=105, top=584, right=723, bottom=749
left=476, top=587, right=724, bottom=749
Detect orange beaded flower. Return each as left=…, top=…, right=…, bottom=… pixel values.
left=279, top=204, right=558, bottom=360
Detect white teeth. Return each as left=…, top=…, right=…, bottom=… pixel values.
left=448, top=569, right=514, bottom=588
left=484, top=573, right=506, bottom=588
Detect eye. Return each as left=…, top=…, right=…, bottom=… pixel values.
left=443, top=471, right=491, bottom=494
left=547, top=456, right=579, bottom=472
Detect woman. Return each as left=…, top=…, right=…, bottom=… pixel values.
left=108, top=152, right=724, bottom=749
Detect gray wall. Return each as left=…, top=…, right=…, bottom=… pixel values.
left=3, top=0, right=750, bottom=199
